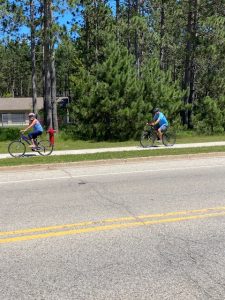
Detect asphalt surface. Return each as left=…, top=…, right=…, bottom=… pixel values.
left=1, top=156, right=225, bottom=299
left=1, top=141, right=225, bottom=159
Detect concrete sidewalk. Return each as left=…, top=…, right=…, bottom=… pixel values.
left=1, top=141, right=225, bottom=159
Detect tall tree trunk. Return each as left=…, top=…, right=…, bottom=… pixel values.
left=159, top=0, right=165, bottom=70
left=94, top=0, right=98, bottom=64
left=134, top=0, right=140, bottom=76
left=188, top=0, right=197, bottom=127
left=82, top=0, right=90, bottom=69
left=42, top=0, right=58, bottom=130
left=51, top=52, right=58, bottom=130
left=182, top=0, right=197, bottom=128
left=30, top=0, right=37, bottom=115
left=12, top=58, right=15, bottom=97
left=50, top=1, right=58, bottom=131
left=43, top=0, right=52, bottom=129
left=20, top=78, right=23, bottom=96
left=116, top=0, right=120, bottom=22
left=127, top=0, right=131, bottom=51
left=116, top=0, right=120, bottom=40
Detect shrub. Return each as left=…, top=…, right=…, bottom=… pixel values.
left=59, top=125, right=79, bottom=140
left=194, top=96, right=224, bottom=134
left=0, top=127, right=20, bottom=141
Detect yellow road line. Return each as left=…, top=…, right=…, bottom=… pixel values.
left=0, top=221, right=94, bottom=236
left=1, top=206, right=225, bottom=237
left=1, top=211, right=225, bottom=244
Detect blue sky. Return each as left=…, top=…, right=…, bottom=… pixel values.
left=0, top=1, right=120, bottom=41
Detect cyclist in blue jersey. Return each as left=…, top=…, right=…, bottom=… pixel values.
left=20, top=112, right=43, bottom=148
left=147, top=108, right=169, bottom=141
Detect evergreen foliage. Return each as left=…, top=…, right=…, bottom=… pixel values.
left=0, top=0, right=225, bottom=137
left=0, top=127, right=20, bottom=141
left=141, top=58, right=185, bottom=126
left=70, top=42, right=148, bottom=140
left=194, top=96, right=224, bottom=134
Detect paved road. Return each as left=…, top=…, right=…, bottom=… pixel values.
left=1, top=141, right=225, bottom=159
left=1, top=156, right=225, bottom=299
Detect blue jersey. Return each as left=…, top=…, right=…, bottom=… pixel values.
left=33, top=120, right=43, bottom=132
left=154, top=112, right=168, bottom=127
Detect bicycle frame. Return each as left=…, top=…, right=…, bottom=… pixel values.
left=20, top=134, right=31, bottom=144
left=8, top=133, right=54, bottom=158
left=140, top=124, right=176, bottom=148
left=20, top=134, right=39, bottom=147
left=145, top=125, right=159, bottom=138
left=146, top=124, right=168, bottom=133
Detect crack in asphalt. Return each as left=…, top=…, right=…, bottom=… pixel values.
left=87, top=182, right=147, bottom=226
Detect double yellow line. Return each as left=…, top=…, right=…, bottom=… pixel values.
left=1, top=206, right=225, bottom=244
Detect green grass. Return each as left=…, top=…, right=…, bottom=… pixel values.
left=1, top=146, right=225, bottom=168
left=1, top=131, right=225, bottom=154
left=55, top=131, right=225, bottom=149
left=1, top=130, right=225, bottom=168
left=176, top=132, right=225, bottom=143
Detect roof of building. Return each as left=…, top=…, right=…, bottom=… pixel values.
left=0, top=97, right=44, bottom=112
left=0, top=97, right=68, bottom=112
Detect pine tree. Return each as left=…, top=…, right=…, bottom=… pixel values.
left=70, top=42, right=148, bottom=140
left=142, top=58, right=185, bottom=126
left=76, top=0, right=113, bottom=69
left=194, top=96, right=223, bottom=134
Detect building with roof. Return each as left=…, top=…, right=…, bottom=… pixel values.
left=0, top=97, right=69, bottom=126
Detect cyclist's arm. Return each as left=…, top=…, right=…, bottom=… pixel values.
left=151, top=117, right=160, bottom=126
left=20, top=119, right=36, bottom=132
left=146, top=119, right=158, bottom=125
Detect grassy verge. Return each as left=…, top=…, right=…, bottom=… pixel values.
left=1, top=131, right=225, bottom=154
left=52, top=132, right=225, bottom=149
left=1, top=137, right=137, bottom=154
left=1, top=146, right=225, bottom=168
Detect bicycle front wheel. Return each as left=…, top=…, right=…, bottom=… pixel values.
left=162, top=130, right=176, bottom=146
left=140, top=130, right=156, bottom=148
left=37, top=140, right=54, bottom=156
left=8, top=141, right=26, bottom=158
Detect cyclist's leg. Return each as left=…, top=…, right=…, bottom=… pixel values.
left=35, top=132, right=43, bottom=148
left=28, top=131, right=42, bottom=148
left=154, top=124, right=160, bottom=140
left=157, top=129, right=162, bottom=140
left=28, top=132, right=36, bottom=147
left=158, top=124, right=168, bottom=140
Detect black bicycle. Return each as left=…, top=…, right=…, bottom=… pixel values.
left=140, top=124, right=176, bottom=148
left=8, top=134, right=54, bottom=158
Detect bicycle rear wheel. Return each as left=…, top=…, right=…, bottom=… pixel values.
left=8, top=141, right=26, bottom=158
left=162, top=130, right=176, bottom=146
left=37, top=140, right=54, bottom=156
left=140, top=130, right=156, bottom=148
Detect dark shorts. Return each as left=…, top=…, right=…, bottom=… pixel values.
left=159, top=124, right=168, bottom=132
left=28, top=130, right=43, bottom=140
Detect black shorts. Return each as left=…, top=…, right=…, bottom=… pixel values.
left=28, top=130, right=43, bottom=139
